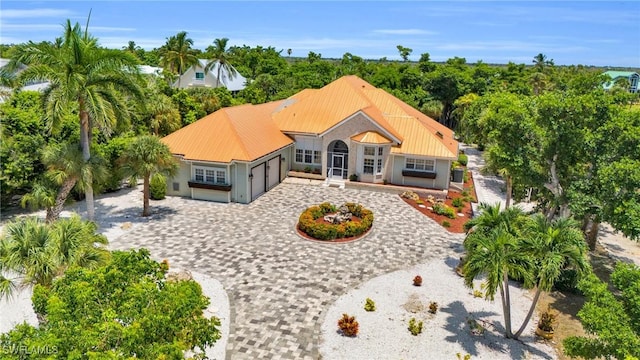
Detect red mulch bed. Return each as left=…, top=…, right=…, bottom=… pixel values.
left=401, top=170, right=478, bottom=234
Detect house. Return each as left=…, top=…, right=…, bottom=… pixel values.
left=161, top=75, right=459, bottom=203
left=172, top=59, right=246, bottom=91
left=0, top=58, right=51, bottom=103
left=602, top=70, right=639, bottom=93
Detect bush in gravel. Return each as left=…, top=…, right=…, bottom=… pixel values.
left=429, top=301, right=439, bottom=314
left=364, top=298, right=376, bottom=312
left=338, top=314, right=359, bottom=337
left=408, top=318, right=423, bottom=335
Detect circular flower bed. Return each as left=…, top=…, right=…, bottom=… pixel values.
left=297, top=202, right=374, bottom=241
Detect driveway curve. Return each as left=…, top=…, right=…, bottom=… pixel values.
left=109, top=182, right=464, bottom=359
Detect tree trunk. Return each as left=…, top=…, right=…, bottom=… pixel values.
left=513, top=286, right=543, bottom=339
left=46, top=177, right=78, bottom=223
left=586, top=217, right=600, bottom=251
left=505, top=175, right=512, bottom=209
left=216, top=63, right=222, bottom=88
left=502, top=272, right=513, bottom=338
left=142, top=174, right=150, bottom=216
left=79, top=108, right=95, bottom=221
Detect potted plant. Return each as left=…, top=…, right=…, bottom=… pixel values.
left=349, top=173, right=358, bottom=182
left=413, top=275, right=422, bottom=286
left=535, top=306, right=557, bottom=340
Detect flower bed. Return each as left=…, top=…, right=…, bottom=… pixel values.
left=298, top=202, right=374, bottom=241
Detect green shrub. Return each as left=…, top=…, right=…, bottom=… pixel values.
left=432, top=203, right=456, bottom=219
left=297, top=202, right=374, bottom=240
left=442, top=220, right=451, bottom=228
left=458, top=153, right=468, bottom=166
left=408, top=318, right=423, bottom=336
left=452, top=197, right=464, bottom=208
left=149, top=173, right=166, bottom=200
left=364, top=298, right=376, bottom=312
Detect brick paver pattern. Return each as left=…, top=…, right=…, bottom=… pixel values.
left=109, top=183, right=465, bottom=359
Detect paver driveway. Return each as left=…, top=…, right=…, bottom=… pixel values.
left=109, top=182, right=465, bottom=359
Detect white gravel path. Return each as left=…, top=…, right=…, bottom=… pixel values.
left=320, top=259, right=557, bottom=360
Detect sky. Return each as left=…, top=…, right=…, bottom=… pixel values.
left=1, top=1, right=639, bottom=68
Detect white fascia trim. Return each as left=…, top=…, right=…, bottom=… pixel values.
left=319, top=110, right=402, bottom=144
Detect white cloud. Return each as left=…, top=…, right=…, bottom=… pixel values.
left=1, top=8, right=74, bottom=19
left=372, top=29, right=437, bottom=35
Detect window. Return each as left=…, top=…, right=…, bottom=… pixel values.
left=364, top=146, right=375, bottom=156
left=363, top=159, right=374, bottom=174
left=405, top=158, right=435, bottom=172
left=195, top=72, right=204, bottom=80
left=362, top=146, right=385, bottom=176
left=194, top=166, right=226, bottom=184
left=295, top=147, right=321, bottom=165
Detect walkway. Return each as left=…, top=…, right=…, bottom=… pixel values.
left=109, top=183, right=464, bottom=359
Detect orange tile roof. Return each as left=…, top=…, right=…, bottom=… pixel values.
left=351, top=131, right=393, bottom=144
left=163, top=75, right=458, bottom=163
left=161, top=101, right=293, bottom=163
left=274, top=75, right=457, bottom=159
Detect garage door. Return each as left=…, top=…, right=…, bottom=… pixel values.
left=267, top=156, right=280, bottom=190
left=251, top=163, right=266, bottom=201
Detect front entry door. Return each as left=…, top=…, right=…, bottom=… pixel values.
left=331, top=154, right=345, bottom=179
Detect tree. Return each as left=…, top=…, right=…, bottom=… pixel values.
left=564, top=263, right=640, bottom=359
left=40, top=142, right=108, bottom=222
left=396, top=45, right=413, bottom=61
left=463, top=203, right=532, bottom=338
left=0, top=249, right=221, bottom=359
left=119, top=135, right=178, bottom=216
left=0, top=215, right=109, bottom=299
left=159, top=31, right=198, bottom=87
left=463, top=225, right=533, bottom=338
left=8, top=20, right=143, bottom=220
left=512, top=215, right=590, bottom=338
left=205, top=37, right=238, bottom=88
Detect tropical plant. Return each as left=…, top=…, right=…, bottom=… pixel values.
left=119, top=135, right=178, bottom=216
left=149, top=173, right=166, bottom=200
left=205, top=38, right=238, bottom=88
left=7, top=19, right=143, bottom=220
left=159, top=31, right=198, bottom=87
left=40, top=142, right=108, bottom=222
left=408, top=317, right=423, bottom=335
left=511, top=215, right=590, bottom=338
left=338, top=314, right=359, bottom=337
left=463, top=225, right=533, bottom=338
left=364, top=298, right=376, bottom=312
left=0, top=249, right=220, bottom=358
left=0, top=215, right=109, bottom=299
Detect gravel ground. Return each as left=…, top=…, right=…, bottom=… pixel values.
left=320, top=259, right=557, bottom=360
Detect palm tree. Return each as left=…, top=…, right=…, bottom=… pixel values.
left=0, top=216, right=110, bottom=299
left=160, top=31, right=198, bottom=87
left=41, top=142, right=108, bottom=223
left=7, top=20, right=143, bottom=220
left=463, top=226, right=533, bottom=338
left=512, top=215, right=590, bottom=338
left=119, top=135, right=178, bottom=216
left=205, top=38, right=238, bottom=88
left=462, top=203, right=533, bottom=339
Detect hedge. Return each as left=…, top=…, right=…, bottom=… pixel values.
left=298, top=202, right=374, bottom=240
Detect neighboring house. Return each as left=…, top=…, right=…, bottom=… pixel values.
left=138, top=65, right=163, bottom=76
left=602, top=70, right=639, bottom=93
left=0, top=58, right=51, bottom=103
left=161, top=75, right=459, bottom=203
left=171, top=59, right=246, bottom=91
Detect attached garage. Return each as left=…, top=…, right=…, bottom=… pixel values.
left=251, top=163, right=266, bottom=201
left=267, top=156, right=281, bottom=190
